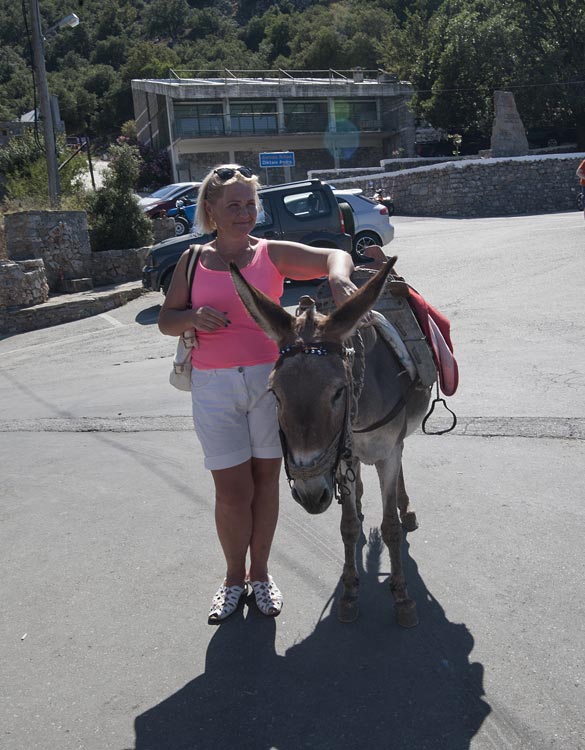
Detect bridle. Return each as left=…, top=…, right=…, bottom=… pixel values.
left=273, top=341, right=355, bottom=502
left=273, top=333, right=419, bottom=503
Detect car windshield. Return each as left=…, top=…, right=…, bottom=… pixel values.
left=149, top=185, right=183, bottom=199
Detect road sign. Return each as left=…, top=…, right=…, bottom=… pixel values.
left=259, top=151, right=295, bottom=168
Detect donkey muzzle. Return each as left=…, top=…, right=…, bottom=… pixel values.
left=291, top=474, right=335, bottom=514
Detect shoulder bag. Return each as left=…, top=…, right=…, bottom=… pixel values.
left=169, top=245, right=201, bottom=392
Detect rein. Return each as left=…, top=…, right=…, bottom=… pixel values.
left=352, top=332, right=415, bottom=434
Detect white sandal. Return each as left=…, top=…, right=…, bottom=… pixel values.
left=208, top=582, right=247, bottom=623
left=249, top=575, right=283, bottom=617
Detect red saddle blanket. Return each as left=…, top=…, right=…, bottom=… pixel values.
left=407, top=288, right=459, bottom=397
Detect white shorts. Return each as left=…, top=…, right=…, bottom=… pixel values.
left=190, top=362, right=282, bottom=471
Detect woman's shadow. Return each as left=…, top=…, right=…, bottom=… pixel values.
left=134, top=530, right=490, bottom=749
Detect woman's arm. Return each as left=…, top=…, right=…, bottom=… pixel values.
left=158, top=249, right=228, bottom=336
left=269, top=241, right=356, bottom=307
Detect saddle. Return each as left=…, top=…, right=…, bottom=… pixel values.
left=314, top=268, right=458, bottom=395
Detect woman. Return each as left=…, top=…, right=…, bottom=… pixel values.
left=158, top=164, right=358, bottom=623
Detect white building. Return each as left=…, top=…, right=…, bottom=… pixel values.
left=131, top=68, right=415, bottom=183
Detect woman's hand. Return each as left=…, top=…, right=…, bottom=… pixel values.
left=328, top=274, right=375, bottom=327
left=192, top=306, right=230, bottom=332
left=328, top=275, right=358, bottom=308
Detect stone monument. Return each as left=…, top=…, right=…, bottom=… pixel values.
left=490, top=90, right=529, bottom=157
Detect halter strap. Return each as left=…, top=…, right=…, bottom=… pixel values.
left=276, top=341, right=347, bottom=366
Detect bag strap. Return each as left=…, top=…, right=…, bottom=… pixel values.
left=185, top=244, right=201, bottom=310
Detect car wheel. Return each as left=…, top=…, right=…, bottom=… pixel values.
left=175, top=218, right=189, bottom=236
left=337, top=201, right=355, bottom=236
left=354, top=231, right=382, bottom=256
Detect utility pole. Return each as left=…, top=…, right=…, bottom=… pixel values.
left=29, top=0, right=60, bottom=207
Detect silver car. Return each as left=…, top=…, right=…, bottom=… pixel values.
left=332, top=188, right=395, bottom=255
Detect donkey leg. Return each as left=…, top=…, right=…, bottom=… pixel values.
left=338, top=459, right=362, bottom=623
left=377, top=451, right=419, bottom=628
left=355, top=460, right=365, bottom=523
left=397, top=464, right=419, bottom=532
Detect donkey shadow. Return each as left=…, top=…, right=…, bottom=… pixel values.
left=134, top=531, right=490, bottom=750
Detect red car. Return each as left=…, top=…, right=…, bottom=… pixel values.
left=138, top=182, right=201, bottom=219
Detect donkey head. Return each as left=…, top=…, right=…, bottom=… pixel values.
left=230, top=260, right=395, bottom=514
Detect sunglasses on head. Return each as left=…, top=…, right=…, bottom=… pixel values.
left=214, top=166, right=254, bottom=181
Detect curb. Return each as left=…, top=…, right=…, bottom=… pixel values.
left=0, top=281, right=146, bottom=337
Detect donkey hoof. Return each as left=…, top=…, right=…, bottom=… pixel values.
left=338, top=597, right=360, bottom=623
left=394, top=599, right=418, bottom=628
left=401, top=511, right=419, bottom=532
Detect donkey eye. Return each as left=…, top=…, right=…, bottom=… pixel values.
left=332, top=387, right=345, bottom=404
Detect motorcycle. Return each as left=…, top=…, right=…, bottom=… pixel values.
left=167, top=198, right=197, bottom=236
left=373, top=189, right=395, bottom=217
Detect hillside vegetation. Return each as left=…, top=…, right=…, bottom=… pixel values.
left=1, top=0, right=584, bottom=144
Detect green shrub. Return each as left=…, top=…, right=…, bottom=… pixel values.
left=86, top=143, right=153, bottom=251
left=0, top=131, right=88, bottom=203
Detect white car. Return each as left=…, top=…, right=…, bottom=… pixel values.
left=332, top=188, right=395, bottom=256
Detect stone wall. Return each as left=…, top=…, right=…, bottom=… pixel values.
left=0, top=259, right=49, bottom=310
left=322, top=153, right=585, bottom=217
left=0, top=209, right=156, bottom=334
left=309, top=156, right=466, bottom=184
left=0, top=281, right=144, bottom=337
left=4, top=210, right=91, bottom=289
left=90, top=247, right=151, bottom=286
left=152, top=217, right=175, bottom=243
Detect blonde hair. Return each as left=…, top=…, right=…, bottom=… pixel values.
left=195, top=164, right=261, bottom=233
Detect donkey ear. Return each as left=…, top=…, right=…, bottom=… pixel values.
left=321, top=259, right=396, bottom=341
left=229, top=263, right=295, bottom=343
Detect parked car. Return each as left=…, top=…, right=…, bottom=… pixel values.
left=138, top=182, right=201, bottom=219
left=415, top=140, right=453, bottom=157
left=142, top=179, right=353, bottom=294
left=332, top=188, right=394, bottom=255
left=416, top=131, right=490, bottom=157
left=526, top=126, right=577, bottom=149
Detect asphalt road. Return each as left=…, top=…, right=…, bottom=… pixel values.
left=1, top=212, right=584, bottom=750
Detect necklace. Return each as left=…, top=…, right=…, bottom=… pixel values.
left=213, top=243, right=252, bottom=270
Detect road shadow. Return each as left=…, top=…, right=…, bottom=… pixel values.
left=135, top=305, right=161, bottom=326
left=133, top=529, right=490, bottom=750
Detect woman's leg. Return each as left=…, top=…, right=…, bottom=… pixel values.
left=211, top=460, right=255, bottom=587
left=210, top=457, right=281, bottom=584
left=248, top=457, right=281, bottom=581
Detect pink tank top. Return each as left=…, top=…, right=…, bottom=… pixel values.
left=191, top=239, right=284, bottom=370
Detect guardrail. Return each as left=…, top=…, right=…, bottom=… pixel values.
left=168, top=68, right=399, bottom=85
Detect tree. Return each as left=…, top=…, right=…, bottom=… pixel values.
left=120, top=42, right=181, bottom=83
left=380, top=0, right=526, bottom=135
left=145, top=0, right=191, bottom=39
left=512, top=0, right=585, bottom=146
left=86, top=143, right=153, bottom=251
